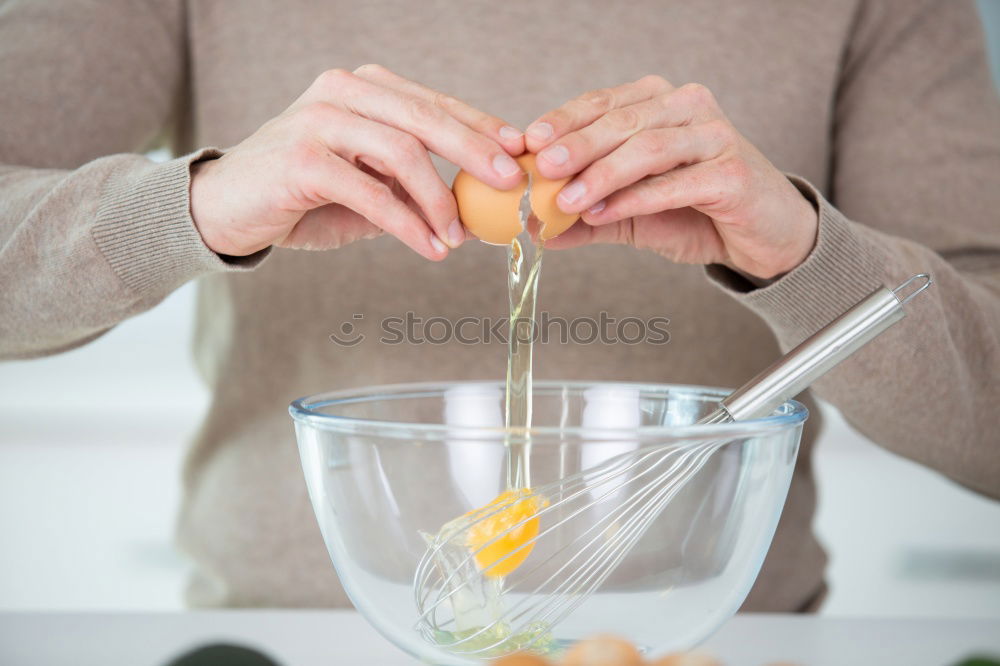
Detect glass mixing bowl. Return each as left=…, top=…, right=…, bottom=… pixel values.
left=290, top=381, right=807, bottom=665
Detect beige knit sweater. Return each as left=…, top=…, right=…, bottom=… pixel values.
left=1, top=0, right=998, bottom=611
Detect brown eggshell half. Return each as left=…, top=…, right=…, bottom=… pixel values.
left=517, top=153, right=579, bottom=241
left=452, top=167, right=526, bottom=245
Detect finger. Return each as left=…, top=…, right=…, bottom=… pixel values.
left=543, top=219, right=623, bottom=250
left=534, top=84, right=728, bottom=180
left=524, top=74, right=674, bottom=151
left=276, top=205, right=383, bottom=251
left=353, top=64, right=525, bottom=155
left=300, top=150, right=449, bottom=261
left=545, top=218, right=635, bottom=250
left=551, top=122, right=731, bottom=214
left=309, top=108, right=464, bottom=247
left=547, top=209, right=717, bottom=263
left=582, top=159, right=735, bottom=225
left=304, top=69, right=523, bottom=190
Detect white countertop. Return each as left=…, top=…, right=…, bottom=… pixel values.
left=1, top=611, right=998, bottom=666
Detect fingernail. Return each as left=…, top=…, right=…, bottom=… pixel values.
left=527, top=122, right=553, bottom=140
left=588, top=200, right=607, bottom=214
left=447, top=218, right=465, bottom=247
left=492, top=153, right=520, bottom=178
left=499, top=125, right=522, bottom=140
left=559, top=181, right=587, bottom=206
left=539, top=145, right=569, bottom=166
left=430, top=235, right=447, bottom=254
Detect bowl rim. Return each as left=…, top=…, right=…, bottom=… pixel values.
left=288, top=380, right=808, bottom=441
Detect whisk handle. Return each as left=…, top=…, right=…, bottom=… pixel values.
left=718, top=274, right=932, bottom=422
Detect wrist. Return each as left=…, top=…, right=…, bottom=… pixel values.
left=189, top=158, right=215, bottom=246
left=740, top=181, right=820, bottom=281
left=768, top=192, right=820, bottom=277
left=189, top=157, right=242, bottom=257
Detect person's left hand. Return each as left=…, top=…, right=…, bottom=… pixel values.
left=524, top=76, right=818, bottom=280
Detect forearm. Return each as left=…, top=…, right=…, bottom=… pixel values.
left=0, top=150, right=266, bottom=359
left=708, top=179, right=1000, bottom=498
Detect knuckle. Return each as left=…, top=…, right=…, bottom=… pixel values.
left=458, top=134, right=487, bottom=159
left=632, top=130, right=663, bottom=158
left=314, top=68, right=352, bottom=90
left=545, top=108, right=570, bottom=131
left=586, top=160, right=614, bottom=187
left=579, top=88, right=615, bottom=113
left=431, top=189, right=457, bottom=216
left=639, top=74, right=672, bottom=92
left=353, top=63, right=388, bottom=78
left=564, top=130, right=593, bottom=157
left=653, top=92, right=674, bottom=111
left=606, top=106, right=642, bottom=134
left=408, top=97, right=443, bottom=125
left=362, top=180, right=396, bottom=209
left=679, top=82, right=716, bottom=107
left=704, top=119, right=735, bottom=146
left=389, top=133, right=424, bottom=163
left=433, top=91, right=459, bottom=110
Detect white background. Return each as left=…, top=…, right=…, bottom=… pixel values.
left=1, top=3, right=999, bottom=616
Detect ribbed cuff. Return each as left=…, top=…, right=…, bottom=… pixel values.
left=706, top=175, right=888, bottom=347
left=92, top=148, right=269, bottom=298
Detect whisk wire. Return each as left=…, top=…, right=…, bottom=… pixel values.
left=414, top=443, right=678, bottom=623
left=416, top=438, right=727, bottom=654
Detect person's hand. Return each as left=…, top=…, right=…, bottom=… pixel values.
left=189, top=64, right=525, bottom=261
left=524, top=76, right=818, bottom=280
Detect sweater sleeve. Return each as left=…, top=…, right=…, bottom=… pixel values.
left=707, top=0, right=1000, bottom=498
left=0, top=0, right=266, bottom=359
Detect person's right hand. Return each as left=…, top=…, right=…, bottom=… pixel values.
left=189, top=64, right=525, bottom=261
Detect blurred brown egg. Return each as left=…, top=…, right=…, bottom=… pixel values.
left=649, top=653, right=722, bottom=666
left=562, top=635, right=643, bottom=666
left=492, top=652, right=552, bottom=666
left=453, top=153, right=579, bottom=245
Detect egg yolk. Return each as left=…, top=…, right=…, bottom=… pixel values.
left=465, top=489, right=548, bottom=578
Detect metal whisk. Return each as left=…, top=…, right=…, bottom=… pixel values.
left=414, top=274, right=933, bottom=656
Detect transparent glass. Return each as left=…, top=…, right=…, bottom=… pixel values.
left=290, top=381, right=807, bottom=665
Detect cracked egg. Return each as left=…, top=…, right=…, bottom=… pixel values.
left=452, top=154, right=579, bottom=245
